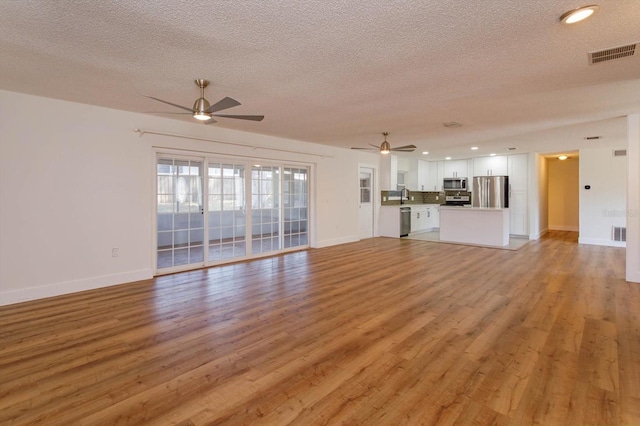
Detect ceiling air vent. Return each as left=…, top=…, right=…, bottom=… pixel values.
left=613, top=149, right=627, bottom=157
left=589, top=42, right=638, bottom=64
left=584, top=136, right=602, bottom=140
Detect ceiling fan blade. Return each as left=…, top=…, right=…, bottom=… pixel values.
left=212, top=114, right=265, bottom=121
left=391, top=145, right=417, bottom=152
left=351, top=147, right=377, bottom=150
left=143, top=95, right=194, bottom=112
left=143, top=111, right=193, bottom=115
left=368, top=143, right=382, bottom=149
left=206, top=97, right=241, bottom=113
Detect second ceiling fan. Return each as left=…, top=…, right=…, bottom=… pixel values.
left=351, top=132, right=416, bottom=154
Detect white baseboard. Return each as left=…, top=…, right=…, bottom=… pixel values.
left=549, top=225, right=579, bottom=232
left=0, top=269, right=153, bottom=306
left=314, top=235, right=360, bottom=248
left=529, top=227, right=549, bottom=240
left=578, top=237, right=626, bottom=248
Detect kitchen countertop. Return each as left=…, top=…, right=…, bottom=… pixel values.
left=439, top=206, right=508, bottom=211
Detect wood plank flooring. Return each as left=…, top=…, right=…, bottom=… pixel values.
left=1, top=231, right=638, bottom=425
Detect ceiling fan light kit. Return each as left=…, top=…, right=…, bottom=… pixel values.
left=144, top=79, right=264, bottom=124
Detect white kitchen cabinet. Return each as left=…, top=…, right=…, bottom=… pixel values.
left=474, top=155, right=508, bottom=176
left=411, top=209, right=420, bottom=233
left=425, top=161, right=441, bottom=191
left=417, top=160, right=429, bottom=191
left=444, top=160, right=469, bottom=178
left=508, top=154, right=528, bottom=191
left=411, top=206, right=428, bottom=232
left=507, top=154, right=528, bottom=236
left=430, top=205, right=440, bottom=228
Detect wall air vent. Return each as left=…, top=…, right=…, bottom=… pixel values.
left=584, top=136, right=602, bottom=140
left=589, top=42, right=637, bottom=64
left=612, top=227, right=626, bottom=242
left=613, top=149, right=627, bottom=157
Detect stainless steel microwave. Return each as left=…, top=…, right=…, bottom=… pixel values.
left=443, top=177, right=468, bottom=191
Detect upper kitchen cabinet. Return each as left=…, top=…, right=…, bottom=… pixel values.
left=443, top=159, right=471, bottom=178
left=507, top=154, right=528, bottom=191
left=417, top=160, right=429, bottom=191
left=473, top=155, right=508, bottom=176
left=423, top=161, right=442, bottom=191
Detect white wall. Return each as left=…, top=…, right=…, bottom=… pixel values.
left=627, top=114, right=640, bottom=283
left=579, top=147, right=628, bottom=247
left=0, top=90, right=368, bottom=305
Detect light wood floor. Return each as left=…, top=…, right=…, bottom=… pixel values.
left=1, top=231, right=638, bottom=425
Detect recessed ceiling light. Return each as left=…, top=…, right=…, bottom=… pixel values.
left=445, top=157, right=452, bottom=160
left=471, top=147, right=479, bottom=150
left=422, top=151, right=429, bottom=155
left=558, top=155, right=568, bottom=160
left=560, top=5, right=599, bottom=24
left=490, top=153, right=496, bottom=156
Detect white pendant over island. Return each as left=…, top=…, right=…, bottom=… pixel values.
left=439, top=206, right=510, bottom=247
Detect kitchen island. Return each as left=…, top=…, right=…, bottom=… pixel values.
left=439, top=206, right=510, bottom=247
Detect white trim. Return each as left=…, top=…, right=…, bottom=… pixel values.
left=578, top=237, right=626, bottom=248
left=315, top=235, right=360, bottom=248
left=626, top=113, right=640, bottom=283
left=529, top=227, right=548, bottom=240
left=549, top=225, right=579, bottom=232
left=0, top=269, right=152, bottom=306
left=358, top=163, right=378, bottom=240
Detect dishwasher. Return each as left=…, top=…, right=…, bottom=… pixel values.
left=400, top=206, right=411, bottom=237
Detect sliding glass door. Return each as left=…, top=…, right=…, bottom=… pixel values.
left=156, top=155, right=310, bottom=273
left=251, top=165, right=281, bottom=254
left=156, top=158, right=205, bottom=270
left=208, top=162, right=246, bottom=261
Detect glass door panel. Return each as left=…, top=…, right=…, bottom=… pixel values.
left=156, top=158, right=204, bottom=270
left=208, top=162, right=246, bottom=262
left=251, top=165, right=281, bottom=254
left=284, top=167, right=309, bottom=248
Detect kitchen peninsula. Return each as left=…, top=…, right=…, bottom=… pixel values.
left=439, top=206, right=510, bottom=247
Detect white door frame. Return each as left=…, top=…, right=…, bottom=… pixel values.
left=358, top=163, right=378, bottom=239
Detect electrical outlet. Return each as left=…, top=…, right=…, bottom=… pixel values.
left=383, top=196, right=387, bottom=201
left=112, top=248, right=119, bottom=257
left=411, top=196, right=414, bottom=200
left=436, top=195, right=439, bottom=200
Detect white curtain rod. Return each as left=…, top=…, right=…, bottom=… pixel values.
left=133, top=128, right=333, bottom=159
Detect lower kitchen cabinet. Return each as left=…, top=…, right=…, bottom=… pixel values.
left=410, top=205, right=440, bottom=234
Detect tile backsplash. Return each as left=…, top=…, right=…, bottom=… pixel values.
left=381, top=190, right=445, bottom=205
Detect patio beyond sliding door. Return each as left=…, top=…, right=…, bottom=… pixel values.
left=156, top=155, right=309, bottom=274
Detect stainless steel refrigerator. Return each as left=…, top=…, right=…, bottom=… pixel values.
left=472, top=176, right=509, bottom=208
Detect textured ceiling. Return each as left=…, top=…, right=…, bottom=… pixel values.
left=1, top=0, right=639, bottom=160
